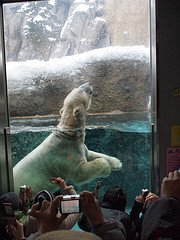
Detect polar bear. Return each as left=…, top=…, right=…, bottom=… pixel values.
left=13, top=82, right=122, bottom=194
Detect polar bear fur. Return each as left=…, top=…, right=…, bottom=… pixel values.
left=13, top=82, right=122, bottom=194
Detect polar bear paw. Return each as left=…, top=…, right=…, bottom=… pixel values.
left=107, top=157, right=122, bottom=171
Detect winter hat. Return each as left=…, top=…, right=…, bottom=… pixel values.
left=0, top=192, right=20, bottom=210
left=101, top=186, right=126, bottom=212
left=33, top=190, right=54, bottom=210
left=36, top=230, right=101, bottom=240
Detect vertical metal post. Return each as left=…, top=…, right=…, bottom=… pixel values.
left=4, top=127, right=14, bottom=192
left=149, top=0, right=158, bottom=194
left=150, top=123, right=155, bottom=192
left=0, top=3, right=14, bottom=195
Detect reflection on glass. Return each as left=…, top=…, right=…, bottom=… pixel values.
left=4, top=0, right=150, bottom=209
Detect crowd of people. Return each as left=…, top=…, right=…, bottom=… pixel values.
left=0, top=170, right=179, bottom=240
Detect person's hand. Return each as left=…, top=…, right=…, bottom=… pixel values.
left=55, top=177, right=68, bottom=190
left=135, top=194, right=144, bottom=204
left=161, top=170, right=180, bottom=200
left=26, top=186, right=33, bottom=201
left=80, top=191, right=107, bottom=227
left=29, top=195, right=68, bottom=234
left=6, top=220, right=25, bottom=240
left=145, top=192, right=159, bottom=203
left=19, top=189, right=26, bottom=207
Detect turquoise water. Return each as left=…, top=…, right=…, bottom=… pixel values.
left=10, top=113, right=151, bottom=209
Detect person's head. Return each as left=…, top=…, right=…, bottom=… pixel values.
left=0, top=192, right=20, bottom=240
left=33, top=190, right=54, bottom=210
left=36, top=230, right=101, bottom=240
left=0, top=192, right=20, bottom=210
left=101, top=186, right=126, bottom=211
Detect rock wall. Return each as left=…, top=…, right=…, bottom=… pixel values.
left=4, top=1, right=150, bottom=117
left=7, top=46, right=150, bottom=117
left=3, top=0, right=149, bottom=61
left=104, top=0, right=150, bottom=47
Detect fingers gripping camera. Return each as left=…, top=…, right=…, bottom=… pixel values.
left=60, top=195, right=82, bottom=214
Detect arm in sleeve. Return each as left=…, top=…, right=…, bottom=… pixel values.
left=141, top=196, right=180, bottom=240
left=92, top=220, right=127, bottom=240
left=129, top=200, right=143, bottom=220
left=78, top=212, right=92, bottom=232
left=62, top=185, right=76, bottom=195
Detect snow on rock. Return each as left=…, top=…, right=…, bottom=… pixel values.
left=7, top=45, right=149, bottom=90
left=7, top=45, right=150, bottom=117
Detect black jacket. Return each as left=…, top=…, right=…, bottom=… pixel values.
left=129, top=200, right=148, bottom=239
left=141, top=196, right=180, bottom=240
left=78, top=203, right=136, bottom=240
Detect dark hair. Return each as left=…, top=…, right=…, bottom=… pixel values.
left=0, top=192, right=20, bottom=240
left=0, top=192, right=20, bottom=210
left=101, top=186, right=126, bottom=212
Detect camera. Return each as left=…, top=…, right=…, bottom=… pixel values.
left=142, top=188, right=148, bottom=200
left=3, top=203, right=17, bottom=225
left=20, top=185, right=26, bottom=193
left=49, top=178, right=58, bottom=183
left=3, top=203, right=17, bottom=234
left=59, top=195, right=82, bottom=214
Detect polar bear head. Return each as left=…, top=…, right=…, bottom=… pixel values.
left=58, top=82, right=93, bottom=131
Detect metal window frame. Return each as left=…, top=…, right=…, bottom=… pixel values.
left=149, top=0, right=158, bottom=194
left=0, top=0, right=47, bottom=196
left=0, top=3, right=12, bottom=195
left=0, top=0, right=45, bottom=195
left=0, top=0, right=158, bottom=195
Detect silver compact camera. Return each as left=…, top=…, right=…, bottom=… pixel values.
left=59, top=195, right=82, bottom=214
left=20, top=185, right=27, bottom=193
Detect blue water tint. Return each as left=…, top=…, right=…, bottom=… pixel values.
left=72, top=222, right=83, bottom=231
left=118, top=120, right=150, bottom=132
left=87, top=120, right=150, bottom=133
left=86, top=113, right=151, bottom=133
left=10, top=113, right=151, bottom=134
left=10, top=113, right=151, bottom=208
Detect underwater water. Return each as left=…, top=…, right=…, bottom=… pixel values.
left=10, top=113, right=151, bottom=209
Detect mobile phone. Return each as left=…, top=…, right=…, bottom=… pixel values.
left=50, top=178, right=57, bottom=183
left=3, top=203, right=17, bottom=233
left=3, top=203, right=16, bottom=223
left=59, top=195, right=82, bottom=214
left=142, top=189, right=148, bottom=200
left=93, top=181, right=102, bottom=198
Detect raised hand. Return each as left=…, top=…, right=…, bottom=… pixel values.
left=145, top=192, right=159, bottom=203
left=6, top=220, right=24, bottom=240
left=55, top=177, right=68, bottom=190
left=29, top=195, right=68, bottom=233
left=26, top=186, right=34, bottom=201
left=80, top=191, right=107, bottom=227
left=161, top=170, right=180, bottom=200
left=135, top=194, right=144, bottom=204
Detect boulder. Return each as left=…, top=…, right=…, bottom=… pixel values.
left=7, top=46, right=150, bottom=117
